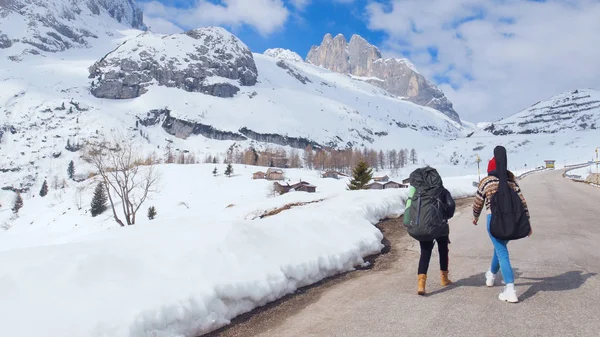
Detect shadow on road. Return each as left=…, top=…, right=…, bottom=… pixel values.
left=518, top=271, right=597, bottom=302
left=427, top=269, right=596, bottom=302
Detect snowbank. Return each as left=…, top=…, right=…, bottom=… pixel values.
left=0, top=163, right=486, bottom=337
left=0, top=164, right=410, bottom=337
left=0, top=191, right=402, bottom=337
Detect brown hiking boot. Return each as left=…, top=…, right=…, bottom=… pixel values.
left=441, top=271, right=452, bottom=286
left=417, top=274, right=427, bottom=295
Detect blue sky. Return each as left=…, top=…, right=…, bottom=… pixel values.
left=140, top=0, right=600, bottom=122
left=140, top=0, right=385, bottom=57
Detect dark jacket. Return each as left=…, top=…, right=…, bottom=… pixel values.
left=404, top=167, right=456, bottom=241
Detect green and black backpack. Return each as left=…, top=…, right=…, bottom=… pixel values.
left=403, top=167, right=455, bottom=241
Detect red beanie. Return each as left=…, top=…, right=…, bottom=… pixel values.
left=487, top=157, right=496, bottom=173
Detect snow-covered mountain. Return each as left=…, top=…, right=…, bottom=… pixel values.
left=307, top=33, right=461, bottom=124
left=432, top=89, right=600, bottom=168
left=483, top=89, right=600, bottom=135
left=0, top=0, right=145, bottom=58
left=1, top=14, right=466, bottom=193
left=264, top=48, right=303, bottom=62
left=89, top=27, right=258, bottom=99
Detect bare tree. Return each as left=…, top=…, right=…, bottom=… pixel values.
left=289, top=149, right=301, bottom=168
left=164, top=143, right=175, bottom=164
left=388, top=150, right=397, bottom=169
left=74, top=185, right=86, bottom=210
left=378, top=150, right=386, bottom=170
left=410, top=148, right=418, bottom=165
left=398, top=149, right=407, bottom=168
left=86, top=138, right=159, bottom=226
left=303, top=145, right=314, bottom=169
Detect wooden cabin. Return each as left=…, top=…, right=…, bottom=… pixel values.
left=383, top=181, right=407, bottom=189
left=365, top=182, right=384, bottom=190
left=266, top=168, right=285, bottom=180
left=274, top=181, right=316, bottom=194
left=291, top=181, right=317, bottom=193
left=322, top=170, right=340, bottom=179
left=252, top=171, right=266, bottom=179
left=373, top=175, right=390, bottom=182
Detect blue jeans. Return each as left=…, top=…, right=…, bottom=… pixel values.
left=487, top=214, right=515, bottom=284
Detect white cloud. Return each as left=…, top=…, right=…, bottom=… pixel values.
left=288, top=0, right=311, bottom=10
left=366, top=0, right=600, bottom=122
left=142, top=0, right=290, bottom=36
left=144, top=16, right=184, bottom=34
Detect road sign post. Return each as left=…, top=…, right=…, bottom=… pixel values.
left=475, top=154, right=481, bottom=182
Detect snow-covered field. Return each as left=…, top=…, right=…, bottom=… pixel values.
left=0, top=163, right=482, bottom=337
left=565, top=163, right=598, bottom=181
left=1, top=2, right=599, bottom=335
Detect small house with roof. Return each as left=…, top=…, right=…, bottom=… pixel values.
left=266, top=168, right=285, bottom=180
left=373, top=175, right=390, bottom=182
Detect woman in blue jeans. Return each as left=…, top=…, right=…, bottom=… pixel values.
left=472, top=146, right=532, bottom=303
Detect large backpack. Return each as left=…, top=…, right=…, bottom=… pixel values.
left=489, top=180, right=531, bottom=240
left=488, top=146, right=531, bottom=241
left=403, top=167, right=454, bottom=241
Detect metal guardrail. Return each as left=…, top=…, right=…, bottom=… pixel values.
left=517, top=167, right=548, bottom=180
left=562, top=163, right=592, bottom=178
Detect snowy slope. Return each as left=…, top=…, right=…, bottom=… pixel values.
left=0, top=0, right=145, bottom=57
left=264, top=48, right=303, bottom=62
left=0, top=26, right=467, bottom=192
left=483, top=89, right=600, bottom=135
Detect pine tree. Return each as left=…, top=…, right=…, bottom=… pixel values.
left=213, top=157, right=218, bottom=164
left=68, top=160, right=75, bottom=179
left=225, top=163, right=234, bottom=177
left=348, top=160, right=373, bottom=190
left=90, top=182, right=108, bottom=217
left=147, top=206, right=157, bottom=220
left=12, top=193, right=23, bottom=214
left=212, top=167, right=218, bottom=176
left=39, top=180, right=48, bottom=197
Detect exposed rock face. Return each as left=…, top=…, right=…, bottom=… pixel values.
left=0, top=33, right=12, bottom=49
left=138, top=109, right=321, bottom=149
left=0, top=0, right=146, bottom=54
left=276, top=60, right=311, bottom=84
left=89, top=27, right=258, bottom=99
left=484, top=89, right=600, bottom=135
left=307, top=34, right=461, bottom=124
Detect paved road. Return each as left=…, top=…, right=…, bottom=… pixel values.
left=247, top=171, right=600, bottom=337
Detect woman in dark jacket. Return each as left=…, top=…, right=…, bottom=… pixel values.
left=404, top=167, right=456, bottom=295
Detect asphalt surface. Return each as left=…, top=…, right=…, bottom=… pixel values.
left=231, top=170, right=600, bottom=337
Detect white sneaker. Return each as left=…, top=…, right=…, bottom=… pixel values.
left=498, top=284, right=519, bottom=303
left=485, top=271, right=496, bottom=287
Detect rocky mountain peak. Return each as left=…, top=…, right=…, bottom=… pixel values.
left=306, top=33, right=461, bottom=124
left=89, top=26, right=258, bottom=99
left=263, top=48, right=303, bottom=62
left=0, top=0, right=146, bottom=57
